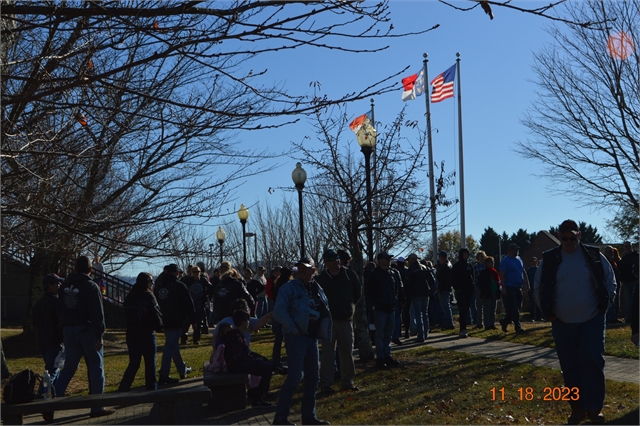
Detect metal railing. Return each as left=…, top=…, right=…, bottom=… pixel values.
left=92, top=269, right=132, bottom=307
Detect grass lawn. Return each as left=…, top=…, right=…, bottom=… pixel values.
left=2, top=325, right=638, bottom=424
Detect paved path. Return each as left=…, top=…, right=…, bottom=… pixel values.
left=16, top=333, right=638, bottom=425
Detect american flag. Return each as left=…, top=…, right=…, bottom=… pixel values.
left=430, top=64, right=456, bottom=103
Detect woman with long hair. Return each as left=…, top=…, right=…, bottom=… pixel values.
left=118, top=272, right=163, bottom=391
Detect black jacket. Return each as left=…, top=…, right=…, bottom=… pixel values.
left=407, top=261, right=434, bottom=298
left=57, top=272, right=105, bottom=340
left=33, top=293, right=62, bottom=350
left=436, top=261, right=453, bottom=293
left=124, top=289, right=163, bottom=333
left=452, top=252, right=474, bottom=294
left=365, top=266, right=403, bottom=313
left=213, top=277, right=255, bottom=322
left=154, top=272, right=196, bottom=329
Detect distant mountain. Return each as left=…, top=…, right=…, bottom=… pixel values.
left=114, top=275, right=136, bottom=286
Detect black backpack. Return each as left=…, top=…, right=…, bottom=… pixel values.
left=3, top=369, right=42, bottom=404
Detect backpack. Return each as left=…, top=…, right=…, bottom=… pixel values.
left=3, top=369, right=42, bottom=404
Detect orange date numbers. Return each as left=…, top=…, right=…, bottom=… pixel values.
left=491, top=387, right=579, bottom=401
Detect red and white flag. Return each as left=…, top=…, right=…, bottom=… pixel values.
left=349, top=111, right=373, bottom=134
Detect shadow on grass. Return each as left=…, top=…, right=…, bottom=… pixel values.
left=605, top=407, right=640, bottom=425
left=1, top=331, right=40, bottom=358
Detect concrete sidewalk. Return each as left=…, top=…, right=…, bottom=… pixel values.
left=16, top=333, right=639, bottom=425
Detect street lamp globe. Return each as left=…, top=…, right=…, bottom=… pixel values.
left=292, top=162, right=307, bottom=189
left=237, top=204, right=249, bottom=222
left=356, top=122, right=377, bottom=151
left=216, top=226, right=226, bottom=242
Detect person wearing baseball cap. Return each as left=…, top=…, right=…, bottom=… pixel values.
left=316, top=249, right=361, bottom=393
left=534, top=219, right=616, bottom=424
left=34, top=274, right=64, bottom=384
left=272, top=257, right=331, bottom=425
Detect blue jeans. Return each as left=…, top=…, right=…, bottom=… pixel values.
left=438, top=291, right=454, bottom=328
left=551, top=312, right=606, bottom=411
left=41, top=345, right=60, bottom=384
left=159, top=328, right=187, bottom=378
left=274, top=334, right=319, bottom=422
left=469, top=289, right=477, bottom=324
left=54, top=325, right=105, bottom=414
left=503, top=287, right=523, bottom=330
left=257, top=296, right=269, bottom=318
left=480, top=297, right=498, bottom=328
left=119, top=330, right=157, bottom=391
left=411, top=297, right=429, bottom=340
left=392, top=303, right=402, bottom=340
left=374, top=310, right=395, bottom=359
left=429, top=295, right=442, bottom=326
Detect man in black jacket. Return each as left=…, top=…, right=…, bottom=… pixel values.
left=155, top=264, right=196, bottom=384
left=55, top=256, right=115, bottom=418
left=365, top=252, right=403, bottom=368
left=316, top=249, right=361, bottom=393
left=407, top=253, right=433, bottom=342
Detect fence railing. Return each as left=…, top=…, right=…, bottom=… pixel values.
left=92, top=269, right=132, bottom=307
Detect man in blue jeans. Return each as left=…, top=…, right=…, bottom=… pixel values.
left=499, top=244, right=529, bottom=333
left=55, top=256, right=115, bottom=418
left=272, top=257, right=331, bottom=426
left=534, top=219, right=616, bottom=425
left=407, top=253, right=432, bottom=342
left=155, top=264, right=196, bottom=384
left=365, top=252, right=403, bottom=368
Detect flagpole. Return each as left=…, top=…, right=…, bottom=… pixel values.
left=456, top=52, right=466, bottom=249
left=370, top=98, right=380, bottom=257
left=423, top=53, right=438, bottom=264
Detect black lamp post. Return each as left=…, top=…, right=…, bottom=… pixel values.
left=246, top=232, right=258, bottom=271
left=237, top=205, right=249, bottom=270
left=356, top=121, right=377, bottom=262
left=292, top=162, right=307, bottom=259
left=208, top=243, right=214, bottom=272
left=216, top=226, right=226, bottom=267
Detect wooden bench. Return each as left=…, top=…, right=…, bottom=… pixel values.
left=203, top=361, right=248, bottom=412
left=1, top=384, right=211, bottom=425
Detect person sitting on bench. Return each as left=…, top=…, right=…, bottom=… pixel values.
left=223, top=310, right=273, bottom=408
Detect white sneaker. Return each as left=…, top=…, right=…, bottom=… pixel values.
left=180, top=365, right=192, bottom=379
left=458, top=330, right=468, bottom=338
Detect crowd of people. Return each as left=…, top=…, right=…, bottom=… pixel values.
left=19, top=220, right=639, bottom=425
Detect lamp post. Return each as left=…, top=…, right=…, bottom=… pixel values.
left=208, top=243, right=214, bottom=273
left=216, top=226, right=226, bottom=267
left=246, top=232, right=258, bottom=271
left=356, top=121, right=377, bottom=262
left=292, top=162, right=307, bottom=259
left=237, top=205, right=249, bottom=269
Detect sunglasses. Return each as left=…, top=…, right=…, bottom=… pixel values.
left=561, top=237, right=577, bottom=242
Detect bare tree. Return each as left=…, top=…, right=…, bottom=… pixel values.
left=2, top=1, right=436, bottom=332
left=293, top=106, right=457, bottom=277
left=515, top=0, right=639, bottom=237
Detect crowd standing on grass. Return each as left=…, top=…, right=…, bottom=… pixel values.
left=13, top=224, right=640, bottom=425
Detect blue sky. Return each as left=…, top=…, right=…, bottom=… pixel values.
left=231, top=1, right=613, bottom=236
left=120, top=1, right=616, bottom=276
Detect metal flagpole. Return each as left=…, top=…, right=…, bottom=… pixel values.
left=423, top=53, right=438, bottom=264
left=456, top=52, right=466, bottom=249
